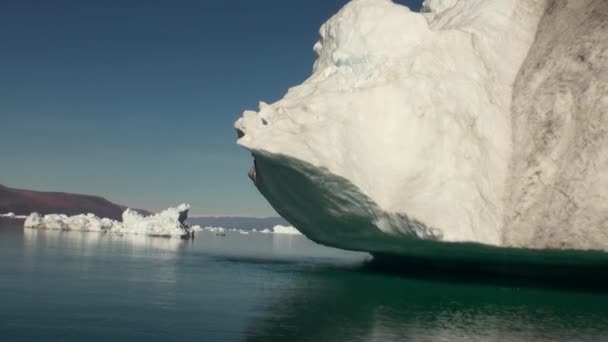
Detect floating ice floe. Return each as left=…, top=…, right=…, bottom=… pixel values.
left=272, top=225, right=302, bottom=235
left=24, top=204, right=197, bottom=238
left=1, top=212, right=28, bottom=219
left=203, top=226, right=225, bottom=233
left=196, top=225, right=300, bottom=236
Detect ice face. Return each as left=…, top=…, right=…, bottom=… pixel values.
left=503, top=0, right=608, bottom=250
left=236, top=0, right=608, bottom=252
left=24, top=204, right=195, bottom=237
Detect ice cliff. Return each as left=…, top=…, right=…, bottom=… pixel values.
left=235, top=0, right=608, bottom=252
left=24, top=204, right=196, bottom=237
left=505, top=0, right=608, bottom=250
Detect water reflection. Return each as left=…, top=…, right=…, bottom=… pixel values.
left=6, top=226, right=608, bottom=341
left=245, top=266, right=608, bottom=341
left=22, top=229, right=191, bottom=310
left=23, top=228, right=191, bottom=254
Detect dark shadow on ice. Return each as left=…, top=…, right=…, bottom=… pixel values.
left=248, top=151, right=437, bottom=253
left=247, top=150, right=608, bottom=292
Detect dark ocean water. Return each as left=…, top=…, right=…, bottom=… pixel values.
left=1, top=220, right=608, bottom=341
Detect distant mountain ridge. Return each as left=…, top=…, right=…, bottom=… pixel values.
left=0, top=184, right=148, bottom=221
left=0, top=184, right=287, bottom=227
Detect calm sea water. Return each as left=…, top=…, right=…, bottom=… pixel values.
left=1, top=220, right=608, bottom=341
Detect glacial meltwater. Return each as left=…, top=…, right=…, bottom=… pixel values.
left=2, top=220, right=608, bottom=341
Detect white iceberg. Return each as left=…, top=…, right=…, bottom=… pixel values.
left=235, top=0, right=608, bottom=252
left=24, top=204, right=195, bottom=237
left=203, top=226, right=225, bottom=232
left=272, top=225, right=302, bottom=235
left=1, top=212, right=28, bottom=219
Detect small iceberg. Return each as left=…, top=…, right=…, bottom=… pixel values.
left=1, top=212, right=28, bottom=219
left=272, top=225, right=301, bottom=235
left=201, top=226, right=227, bottom=236
left=203, top=226, right=225, bottom=233
left=24, top=204, right=198, bottom=238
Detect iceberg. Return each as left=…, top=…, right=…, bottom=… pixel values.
left=235, top=0, right=608, bottom=253
left=1, top=212, right=27, bottom=219
left=24, top=204, right=197, bottom=237
left=203, top=226, right=226, bottom=233
left=272, top=225, right=302, bottom=235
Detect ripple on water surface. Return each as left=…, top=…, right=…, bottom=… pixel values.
left=0, top=222, right=607, bottom=341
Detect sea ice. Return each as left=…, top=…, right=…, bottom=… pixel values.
left=24, top=204, right=196, bottom=237
left=272, top=225, right=302, bottom=235
left=1, top=212, right=28, bottom=219
left=204, top=226, right=225, bottom=232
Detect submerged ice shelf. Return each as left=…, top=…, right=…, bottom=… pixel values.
left=235, top=0, right=608, bottom=253
left=24, top=204, right=197, bottom=237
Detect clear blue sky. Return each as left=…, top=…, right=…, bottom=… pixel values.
left=0, top=0, right=422, bottom=216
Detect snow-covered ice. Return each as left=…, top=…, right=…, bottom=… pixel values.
left=1, top=212, right=27, bottom=219
left=236, top=0, right=608, bottom=252
left=24, top=204, right=196, bottom=237
left=195, top=226, right=300, bottom=236
left=272, top=225, right=301, bottom=235
left=203, top=226, right=225, bottom=233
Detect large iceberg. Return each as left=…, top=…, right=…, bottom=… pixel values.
left=24, top=204, right=197, bottom=237
left=235, top=0, right=608, bottom=253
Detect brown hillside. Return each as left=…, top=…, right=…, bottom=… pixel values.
left=0, top=184, right=148, bottom=221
